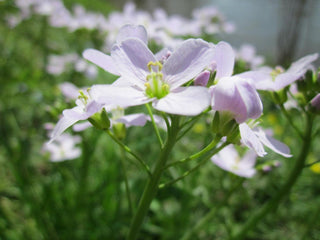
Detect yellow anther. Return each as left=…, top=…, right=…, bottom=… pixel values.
left=147, top=61, right=163, bottom=72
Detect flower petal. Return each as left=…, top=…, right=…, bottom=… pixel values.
left=82, top=49, right=120, bottom=75
left=237, top=67, right=274, bottom=90
left=50, top=116, right=79, bottom=142
left=213, top=41, right=235, bottom=79
left=111, top=38, right=156, bottom=88
left=73, top=121, right=92, bottom=132
left=91, top=84, right=152, bottom=108
left=239, top=123, right=266, bottom=157
left=116, top=24, right=148, bottom=45
left=116, top=113, right=148, bottom=127
left=254, top=128, right=292, bottom=158
left=211, top=77, right=262, bottom=123
left=153, top=86, right=210, bottom=116
left=162, top=39, right=214, bottom=89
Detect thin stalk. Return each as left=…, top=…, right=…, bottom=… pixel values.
left=119, top=148, right=133, bottom=216
left=182, top=178, right=245, bottom=240
left=106, top=129, right=151, bottom=177
left=126, top=117, right=180, bottom=240
left=160, top=142, right=229, bottom=189
left=304, top=159, right=320, bottom=168
left=230, top=114, right=314, bottom=240
left=146, top=103, right=164, bottom=148
left=279, top=104, right=304, bottom=138
left=164, top=135, right=222, bottom=170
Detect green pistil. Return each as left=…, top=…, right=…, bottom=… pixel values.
left=145, top=61, right=170, bottom=99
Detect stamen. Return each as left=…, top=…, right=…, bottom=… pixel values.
left=145, top=61, right=169, bottom=99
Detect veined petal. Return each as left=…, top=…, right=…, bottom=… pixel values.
left=288, top=53, right=318, bottom=74
left=91, top=84, right=152, bottom=108
left=237, top=67, right=274, bottom=90
left=50, top=116, right=79, bottom=142
left=111, top=77, right=133, bottom=87
left=111, top=38, right=156, bottom=88
left=116, top=24, right=148, bottom=45
left=116, top=113, right=148, bottom=127
left=239, top=123, right=266, bottom=157
left=211, top=77, right=262, bottom=123
left=162, top=39, right=214, bottom=89
left=153, top=86, right=210, bottom=116
left=73, top=121, right=92, bottom=132
left=236, top=78, right=263, bottom=120
left=211, top=145, right=256, bottom=178
left=63, top=101, right=102, bottom=121
left=213, top=41, right=235, bottom=79
left=254, top=128, right=292, bottom=158
left=83, top=49, right=119, bottom=75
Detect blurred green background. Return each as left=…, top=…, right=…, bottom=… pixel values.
left=1, top=0, right=320, bottom=239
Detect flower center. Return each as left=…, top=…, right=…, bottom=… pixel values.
left=145, top=61, right=170, bottom=99
left=111, top=106, right=124, bottom=121
left=270, top=66, right=284, bottom=81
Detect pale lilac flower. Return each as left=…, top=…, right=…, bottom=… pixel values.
left=210, top=41, right=235, bottom=79
left=210, top=76, right=263, bottom=123
left=50, top=89, right=104, bottom=142
left=239, top=123, right=292, bottom=157
left=205, top=41, right=262, bottom=123
left=43, top=133, right=81, bottom=162
left=47, top=53, right=77, bottom=75
left=47, top=53, right=97, bottom=78
left=211, top=145, right=257, bottom=178
left=83, top=24, right=148, bottom=77
left=238, top=53, right=318, bottom=91
left=236, top=44, right=264, bottom=69
left=88, top=34, right=214, bottom=116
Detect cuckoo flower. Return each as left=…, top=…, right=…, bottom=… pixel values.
left=89, top=36, right=214, bottom=116
left=50, top=89, right=104, bottom=142
left=43, top=133, right=82, bottom=162
left=211, top=145, right=257, bottom=178
left=210, top=76, right=263, bottom=123
left=239, top=123, right=292, bottom=157
left=83, top=24, right=148, bottom=77
left=238, top=53, right=318, bottom=91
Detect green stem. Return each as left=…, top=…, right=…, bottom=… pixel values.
left=146, top=103, right=164, bottom=148
left=304, top=159, right=320, bottom=168
left=126, top=117, right=180, bottom=240
left=159, top=142, right=229, bottom=188
left=106, top=130, right=151, bottom=177
left=230, top=114, right=314, bottom=240
left=164, top=135, right=222, bottom=170
left=120, top=148, right=133, bottom=216
left=279, top=104, right=303, bottom=138
left=181, top=178, right=245, bottom=240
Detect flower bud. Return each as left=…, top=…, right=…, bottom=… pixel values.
left=194, top=70, right=210, bottom=86
left=112, top=122, right=126, bottom=140
left=310, top=93, right=320, bottom=113
left=88, top=109, right=110, bottom=130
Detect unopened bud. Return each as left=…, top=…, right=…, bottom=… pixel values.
left=88, top=109, right=110, bottom=130
left=310, top=93, right=320, bottom=113
left=194, top=70, right=210, bottom=86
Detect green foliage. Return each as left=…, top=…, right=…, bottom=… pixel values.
left=1, top=1, right=320, bottom=240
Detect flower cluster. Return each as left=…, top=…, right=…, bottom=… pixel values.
left=48, top=24, right=320, bottom=177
